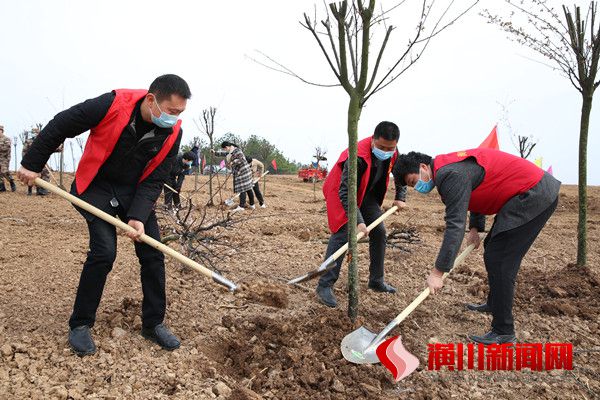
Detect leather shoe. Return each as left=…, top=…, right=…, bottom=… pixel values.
left=316, top=285, right=337, bottom=308
left=469, top=331, right=516, bottom=345
left=466, top=302, right=491, bottom=313
left=368, top=281, right=397, bottom=294
left=68, top=326, right=96, bottom=356
left=141, top=324, right=180, bottom=350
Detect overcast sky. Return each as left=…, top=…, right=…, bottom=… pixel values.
left=1, top=0, right=598, bottom=184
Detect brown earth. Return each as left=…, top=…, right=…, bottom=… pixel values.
left=0, top=174, right=599, bottom=399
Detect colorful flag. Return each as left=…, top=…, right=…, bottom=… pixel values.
left=271, top=159, right=278, bottom=171
left=547, top=165, right=553, bottom=175
left=479, top=125, right=500, bottom=150
left=534, top=157, right=543, bottom=169
left=219, top=159, right=226, bottom=169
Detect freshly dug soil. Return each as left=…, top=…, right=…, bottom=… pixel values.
left=0, top=175, right=598, bottom=399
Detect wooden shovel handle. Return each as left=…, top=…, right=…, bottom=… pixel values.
left=367, top=235, right=484, bottom=348
left=34, top=178, right=237, bottom=291
left=330, top=205, right=399, bottom=261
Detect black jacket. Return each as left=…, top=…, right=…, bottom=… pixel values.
left=338, top=155, right=407, bottom=225
left=21, top=91, right=182, bottom=223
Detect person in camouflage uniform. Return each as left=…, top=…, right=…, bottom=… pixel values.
left=0, top=125, right=17, bottom=192
left=22, top=128, right=53, bottom=195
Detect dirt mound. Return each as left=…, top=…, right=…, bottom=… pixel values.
left=239, top=282, right=290, bottom=309
left=2, top=176, right=599, bottom=398
left=518, top=264, right=600, bottom=320
left=557, top=191, right=600, bottom=213
left=222, top=314, right=391, bottom=399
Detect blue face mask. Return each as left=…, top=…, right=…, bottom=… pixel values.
left=372, top=146, right=395, bottom=161
left=414, top=168, right=435, bottom=194
left=150, top=99, right=178, bottom=128
left=184, top=161, right=193, bottom=167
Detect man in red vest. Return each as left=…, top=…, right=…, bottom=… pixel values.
left=17, top=74, right=191, bottom=356
left=316, top=121, right=406, bottom=308
left=395, top=149, right=561, bottom=344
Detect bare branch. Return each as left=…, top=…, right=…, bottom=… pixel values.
left=246, top=50, right=341, bottom=88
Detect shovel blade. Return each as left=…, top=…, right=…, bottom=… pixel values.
left=340, top=326, right=380, bottom=364
left=287, top=256, right=336, bottom=285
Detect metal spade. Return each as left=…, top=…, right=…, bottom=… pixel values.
left=288, top=206, right=398, bottom=285
left=341, top=238, right=482, bottom=364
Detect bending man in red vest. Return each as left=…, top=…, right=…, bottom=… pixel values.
left=317, top=121, right=406, bottom=308
left=17, top=75, right=191, bottom=356
left=395, top=148, right=560, bottom=344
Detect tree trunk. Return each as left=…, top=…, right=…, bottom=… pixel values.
left=208, top=138, right=214, bottom=206
left=577, top=92, right=592, bottom=266
left=347, top=95, right=362, bottom=321
left=13, top=141, right=17, bottom=172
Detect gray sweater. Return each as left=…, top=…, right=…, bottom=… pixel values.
left=433, top=158, right=561, bottom=272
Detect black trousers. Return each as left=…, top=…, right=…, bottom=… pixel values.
left=69, top=208, right=166, bottom=330
left=252, top=182, right=264, bottom=206
left=163, top=185, right=180, bottom=208
left=318, top=196, right=386, bottom=288
left=483, top=197, right=558, bottom=335
left=239, top=190, right=255, bottom=207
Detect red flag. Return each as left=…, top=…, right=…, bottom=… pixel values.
left=479, top=125, right=499, bottom=150
left=547, top=165, right=553, bottom=175
left=201, top=155, right=206, bottom=170
left=271, top=159, right=278, bottom=171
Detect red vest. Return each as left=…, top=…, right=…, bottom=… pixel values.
left=75, top=89, right=182, bottom=194
left=433, top=148, right=544, bottom=215
left=323, top=136, right=398, bottom=233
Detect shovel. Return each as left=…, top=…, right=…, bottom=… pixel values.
left=163, top=183, right=192, bottom=204
left=224, top=171, right=270, bottom=206
left=33, top=178, right=238, bottom=292
left=288, top=205, right=398, bottom=285
left=341, top=237, right=482, bottom=364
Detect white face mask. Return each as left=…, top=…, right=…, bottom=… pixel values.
left=149, top=97, right=178, bottom=128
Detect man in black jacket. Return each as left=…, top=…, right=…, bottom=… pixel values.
left=18, top=74, right=191, bottom=356
left=164, top=151, right=195, bottom=209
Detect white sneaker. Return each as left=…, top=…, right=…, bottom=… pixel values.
left=232, top=206, right=244, bottom=213
left=260, top=204, right=267, bottom=208
left=249, top=205, right=256, bottom=210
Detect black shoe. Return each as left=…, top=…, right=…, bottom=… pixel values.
left=141, top=324, right=180, bottom=351
left=36, top=188, right=49, bottom=196
left=316, top=285, right=337, bottom=308
left=27, top=186, right=32, bottom=196
left=0, top=182, right=5, bottom=192
left=68, top=326, right=96, bottom=356
left=466, top=302, right=491, bottom=313
left=469, top=331, right=517, bottom=345
left=368, top=281, right=397, bottom=294
left=9, top=180, right=16, bottom=192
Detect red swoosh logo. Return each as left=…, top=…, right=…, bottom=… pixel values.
left=376, top=335, right=419, bottom=381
